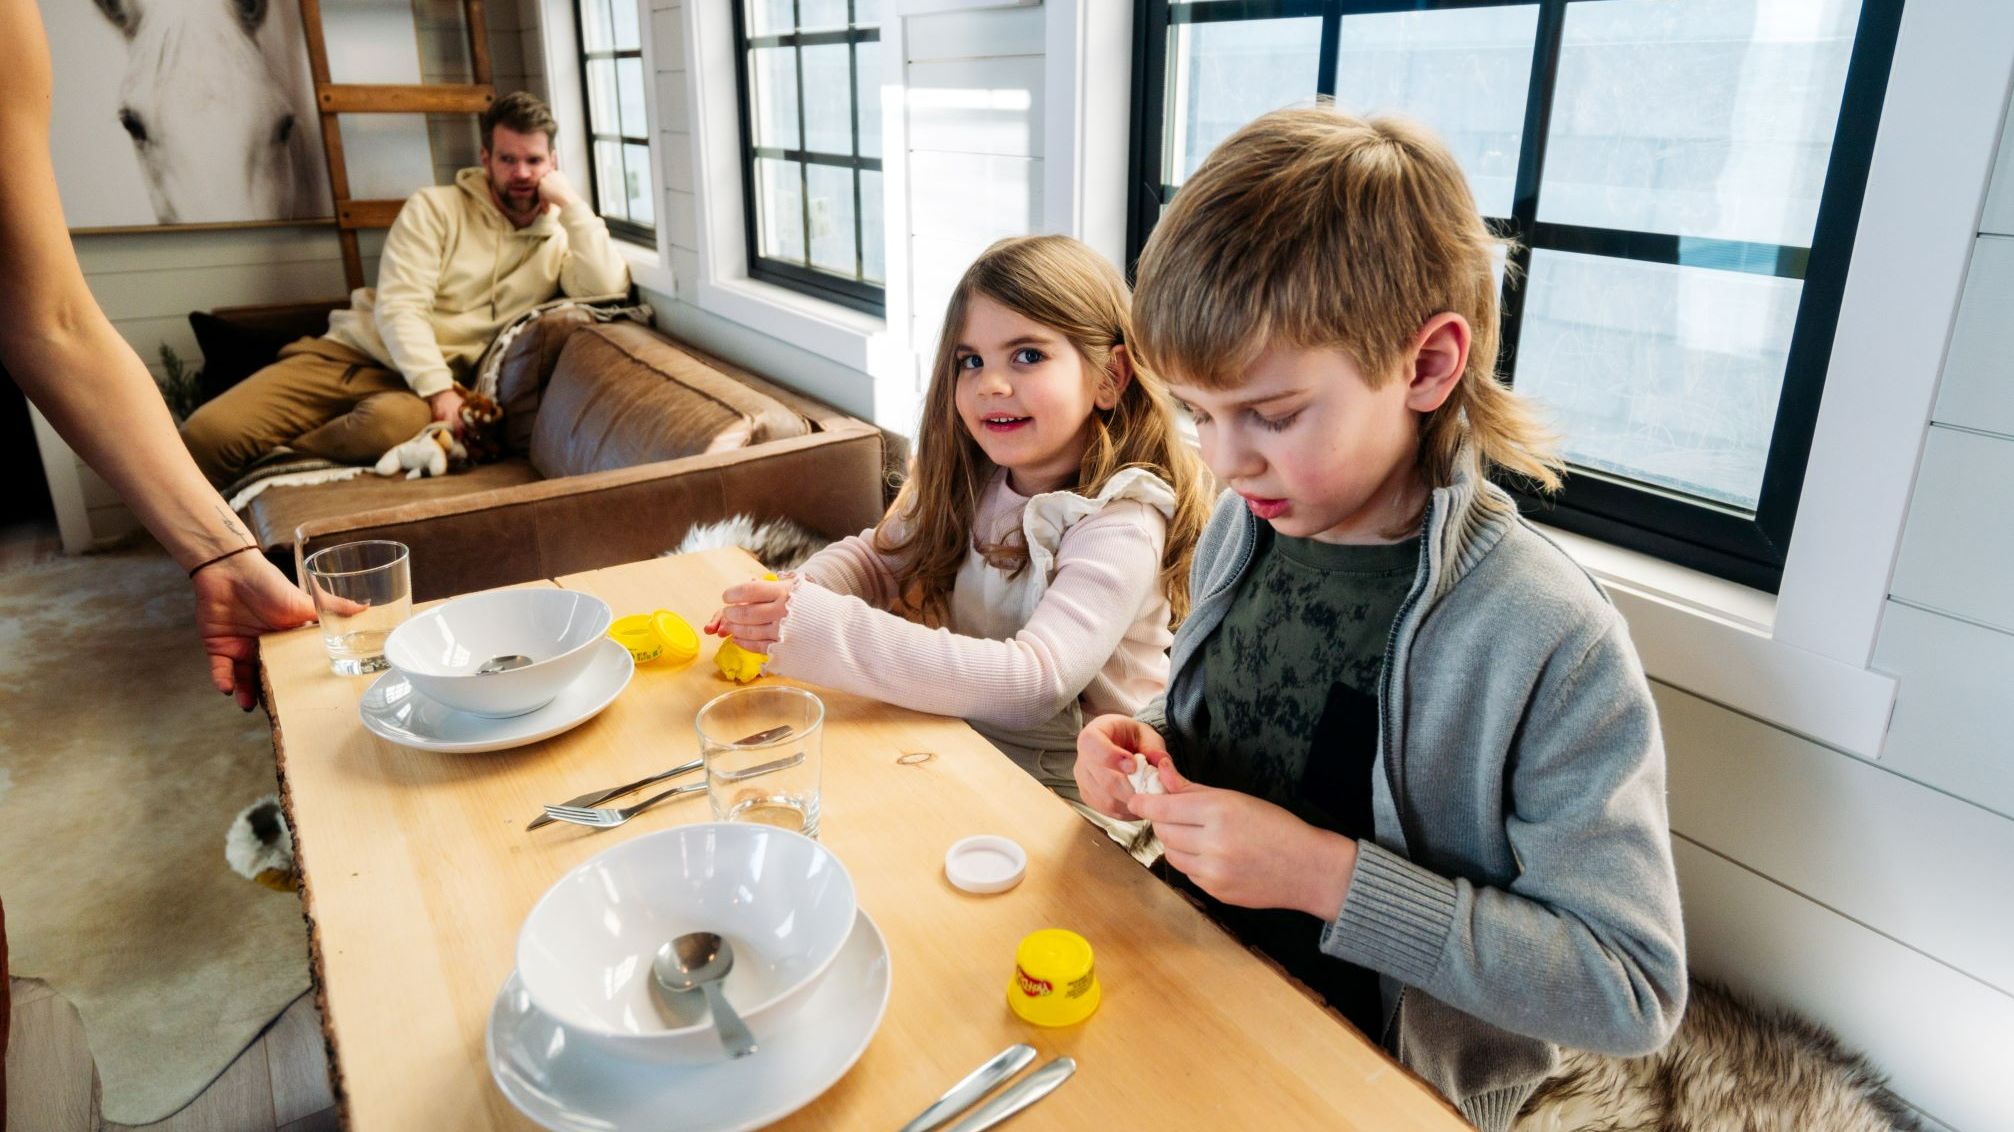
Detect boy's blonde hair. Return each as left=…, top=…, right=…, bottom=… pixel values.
left=1133, top=105, right=1563, bottom=494
left=879, top=235, right=1211, bottom=626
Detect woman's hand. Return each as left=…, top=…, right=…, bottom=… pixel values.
left=1128, top=760, right=1358, bottom=920
left=704, top=575, right=794, bottom=651
left=1073, top=714, right=1168, bottom=819
left=192, top=550, right=318, bottom=710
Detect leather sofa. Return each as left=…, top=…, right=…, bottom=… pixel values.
left=239, top=318, right=891, bottom=602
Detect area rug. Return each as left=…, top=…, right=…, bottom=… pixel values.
left=0, top=542, right=311, bottom=1124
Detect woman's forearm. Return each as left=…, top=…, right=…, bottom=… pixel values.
left=9, top=305, right=254, bottom=568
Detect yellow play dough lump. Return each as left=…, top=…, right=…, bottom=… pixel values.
left=714, top=637, right=766, bottom=683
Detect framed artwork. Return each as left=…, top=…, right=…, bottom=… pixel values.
left=46, top=0, right=333, bottom=229
left=45, top=0, right=439, bottom=231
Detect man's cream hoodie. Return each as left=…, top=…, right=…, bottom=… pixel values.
left=324, top=167, right=630, bottom=398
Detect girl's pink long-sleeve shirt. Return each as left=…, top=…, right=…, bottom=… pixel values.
left=764, top=471, right=1173, bottom=732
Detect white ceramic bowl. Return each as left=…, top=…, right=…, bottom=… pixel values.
left=516, top=822, right=857, bottom=1064
left=383, top=589, right=612, bottom=717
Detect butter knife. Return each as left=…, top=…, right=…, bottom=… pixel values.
left=897, top=1043, right=1037, bottom=1132
left=525, top=757, right=704, bottom=830
left=941, top=1057, right=1076, bottom=1132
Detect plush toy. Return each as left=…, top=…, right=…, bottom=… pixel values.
left=373, top=421, right=466, bottom=479
left=455, top=383, right=505, bottom=464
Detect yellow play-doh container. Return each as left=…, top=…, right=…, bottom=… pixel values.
left=1006, top=929, right=1100, bottom=1027
left=650, top=610, right=700, bottom=664
left=608, top=614, right=663, bottom=664
left=610, top=610, right=701, bottom=665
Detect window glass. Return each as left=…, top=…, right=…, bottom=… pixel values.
left=856, top=40, right=882, bottom=158
left=799, top=0, right=849, bottom=32
left=861, top=168, right=885, bottom=284
left=757, top=157, right=806, bottom=263
left=801, top=44, right=854, bottom=154
left=751, top=47, right=800, bottom=150
left=1167, top=17, right=1321, bottom=187
left=1516, top=249, right=1802, bottom=510
left=576, top=0, right=652, bottom=239
left=1540, top=0, right=1862, bottom=246
left=616, top=57, right=647, bottom=139
left=737, top=0, right=884, bottom=311
left=594, top=140, right=626, bottom=217
left=807, top=164, right=858, bottom=276
left=1334, top=6, right=1538, bottom=217
left=624, top=142, right=654, bottom=228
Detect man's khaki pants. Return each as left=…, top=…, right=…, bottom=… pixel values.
left=181, top=337, right=433, bottom=488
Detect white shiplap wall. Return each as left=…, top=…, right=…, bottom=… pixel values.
left=903, top=6, right=1045, bottom=388
left=1659, top=87, right=2014, bottom=1132
left=43, top=2, right=544, bottom=548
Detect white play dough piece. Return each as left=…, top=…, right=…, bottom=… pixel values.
left=944, top=835, right=1028, bottom=895
left=1127, top=754, right=1166, bottom=796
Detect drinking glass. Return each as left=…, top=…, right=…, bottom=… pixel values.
left=303, top=541, right=412, bottom=675
left=695, top=686, right=825, bottom=838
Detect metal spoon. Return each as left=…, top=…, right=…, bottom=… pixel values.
left=476, top=654, right=532, bottom=675
left=652, top=933, right=756, bottom=1058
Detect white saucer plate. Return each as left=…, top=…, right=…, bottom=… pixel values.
left=488, top=908, right=892, bottom=1132
left=359, top=637, right=633, bottom=754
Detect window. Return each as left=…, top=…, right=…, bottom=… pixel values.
left=1129, top=0, right=1905, bottom=590
left=574, top=0, right=654, bottom=243
left=731, top=1, right=885, bottom=315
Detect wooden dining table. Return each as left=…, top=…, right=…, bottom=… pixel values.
left=259, top=548, right=1471, bottom=1131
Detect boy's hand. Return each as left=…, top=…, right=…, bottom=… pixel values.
left=1128, top=761, right=1357, bottom=921
left=705, top=575, right=793, bottom=651
left=1074, top=714, right=1168, bottom=818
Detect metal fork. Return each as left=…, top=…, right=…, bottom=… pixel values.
left=542, top=780, right=709, bottom=829
left=525, top=758, right=705, bottom=830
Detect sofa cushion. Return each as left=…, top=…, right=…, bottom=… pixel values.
left=491, top=306, right=601, bottom=454
left=189, top=300, right=347, bottom=404
left=529, top=324, right=810, bottom=479
left=242, top=459, right=542, bottom=552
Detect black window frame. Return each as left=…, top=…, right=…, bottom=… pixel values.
left=1128, top=0, right=1906, bottom=591
left=729, top=2, right=886, bottom=316
left=571, top=0, right=656, bottom=246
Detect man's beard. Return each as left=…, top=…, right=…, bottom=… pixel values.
left=493, top=179, right=540, bottom=217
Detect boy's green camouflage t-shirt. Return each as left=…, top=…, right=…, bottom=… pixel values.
left=1191, top=531, right=1417, bottom=829
left=1178, top=529, right=1417, bottom=1041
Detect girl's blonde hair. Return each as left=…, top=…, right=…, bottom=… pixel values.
left=877, top=235, right=1211, bottom=627
left=1132, top=105, right=1564, bottom=496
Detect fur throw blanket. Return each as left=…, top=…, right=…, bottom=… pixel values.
left=1515, top=980, right=1921, bottom=1132
left=670, top=515, right=831, bottom=573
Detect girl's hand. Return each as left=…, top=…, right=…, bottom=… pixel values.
left=1127, top=761, right=1358, bottom=920
left=708, top=575, right=794, bottom=651
left=1074, top=714, right=1168, bottom=819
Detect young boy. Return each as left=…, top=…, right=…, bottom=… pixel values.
left=1074, top=107, right=1686, bottom=1132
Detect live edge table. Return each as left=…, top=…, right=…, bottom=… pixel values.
left=259, top=549, right=1470, bottom=1131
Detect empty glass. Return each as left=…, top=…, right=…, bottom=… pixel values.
left=303, top=541, right=412, bottom=676
left=695, top=686, right=825, bottom=839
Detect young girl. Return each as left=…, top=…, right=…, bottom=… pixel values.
left=707, top=235, right=1211, bottom=832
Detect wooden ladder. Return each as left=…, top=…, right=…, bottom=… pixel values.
left=297, top=0, right=498, bottom=290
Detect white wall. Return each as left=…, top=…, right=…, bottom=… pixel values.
left=38, top=1, right=543, bottom=551
left=1653, top=79, right=2014, bottom=1132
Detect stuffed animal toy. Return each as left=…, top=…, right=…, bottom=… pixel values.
left=455, top=383, right=505, bottom=465
left=373, top=421, right=466, bottom=479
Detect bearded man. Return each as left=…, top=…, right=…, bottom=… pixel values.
left=181, top=91, right=630, bottom=486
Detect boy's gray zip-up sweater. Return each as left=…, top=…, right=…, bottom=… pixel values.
left=1141, top=461, right=1687, bottom=1131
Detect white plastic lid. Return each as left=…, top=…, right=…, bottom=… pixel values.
left=944, top=834, right=1028, bottom=895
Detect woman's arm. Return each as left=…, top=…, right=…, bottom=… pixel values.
left=0, top=0, right=314, bottom=706
left=768, top=504, right=1167, bottom=729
